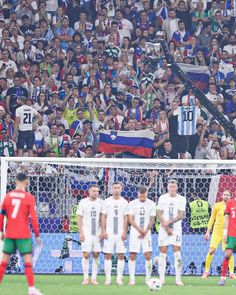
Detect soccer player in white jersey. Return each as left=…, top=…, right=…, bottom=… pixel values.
left=77, top=184, right=103, bottom=285
left=128, top=186, right=156, bottom=285
left=101, top=182, right=129, bottom=285
left=157, top=179, right=186, bottom=286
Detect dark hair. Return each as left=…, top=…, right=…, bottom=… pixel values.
left=16, top=173, right=28, bottom=182
left=37, top=91, right=48, bottom=107
left=138, top=186, right=148, bottom=194
left=164, top=140, right=171, bottom=144
left=178, top=19, right=184, bottom=25
left=122, top=37, right=132, bottom=50
left=57, top=123, right=65, bottom=129
left=111, top=21, right=118, bottom=26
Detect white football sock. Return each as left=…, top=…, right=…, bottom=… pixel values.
left=159, top=253, right=167, bottom=284
left=145, top=259, right=153, bottom=281
left=91, top=257, right=99, bottom=280
left=117, top=259, right=125, bottom=280
left=129, top=260, right=136, bottom=281
left=82, top=257, right=89, bottom=280
left=174, top=251, right=182, bottom=282
left=104, top=259, right=112, bottom=280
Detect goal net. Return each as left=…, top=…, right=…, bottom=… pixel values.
left=1, top=157, right=236, bottom=275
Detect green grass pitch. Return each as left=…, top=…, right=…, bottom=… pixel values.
left=0, top=275, right=236, bottom=295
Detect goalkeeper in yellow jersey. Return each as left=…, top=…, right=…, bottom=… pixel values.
left=202, top=189, right=236, bottom=279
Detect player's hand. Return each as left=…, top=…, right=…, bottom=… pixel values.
left=138, top=228, right=145, bottom=235
left=166, top=228, right=173, bottom=236
left=204, top=232, right=209, bottom=241
left=0, top=231, right=4, bottom=241
left=121, top=232, right=127, bottom=241
left=79, top=232, right=85, bottom=243
left=101, top=231, right=108, bottom=240
left=223, top=233, right=227, bottom=244
left=36, top=236, right=41, bottom=247
left=12, top=134, right=17, bottom=142
left=162, top=221, right=169, bottom=230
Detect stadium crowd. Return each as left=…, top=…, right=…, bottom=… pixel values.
left=0, top=0, right=235, bottom=159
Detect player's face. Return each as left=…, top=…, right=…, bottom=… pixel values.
left=222, top=191, right=231, bottom=202
left=139, top=192, right=148, bottom=202
left=112, top=184, right=122, bottom=197
left=89, top=187, right=99, bottom=200
left=167, top=183, right=178, bottom=195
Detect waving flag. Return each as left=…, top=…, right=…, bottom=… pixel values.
left=177, top=63, right=210, bottom=90
left=208, top=174, right=236, bottom=208
left=98, top=129, right=155, bottom=158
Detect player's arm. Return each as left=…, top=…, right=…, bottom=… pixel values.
left=143, top=216, right=155, bottom=237
left=157, top=208, right=170, bottom=229
left=13, top=114, right=20, bottom=141
left=0, top=199, right=6, bottom=240
left=157, top=197, right=170, bottom=229
left=168, top=210, right=185, bottom=227
left=223, top=214, right=229, bottom=243
left=157, top=209, right=173, bottom=235
left=98, top=212, right=104, bottom=240
left=101, top=202, right=108, bottom=239
left=223, top=202, right=230, bottom=243
left=101, top=213, right=108, bottom=239
left=76, top=201, right=85, bottom=242
left=122, top=214, right=128, bottom=241
left=29, top=196, right=41, bottom=245
left=77, top=215, right=85, bottom=242
left=205, top=205, right=216, bottom=240
left=128, top=214, right=144, bottom=235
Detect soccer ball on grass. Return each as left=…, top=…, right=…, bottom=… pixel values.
left=147, top=278, right=162, bottom=291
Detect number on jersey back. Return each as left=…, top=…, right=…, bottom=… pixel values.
left=174, top=106, right=201, bottom=136
left=0, top=190, right=40, bottom=239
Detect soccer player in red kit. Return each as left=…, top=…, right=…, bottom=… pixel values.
left=219, top=195, right=236, bottom=286
left=0, top=173, right=43, bottom=295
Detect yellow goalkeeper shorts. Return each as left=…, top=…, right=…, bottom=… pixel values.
left=210, top=230, right=225, bottom=250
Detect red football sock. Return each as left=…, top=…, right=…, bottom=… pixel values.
left=222, top=257, right=230, bottom=278
left=24, top=263, right=34, bottom=287
left=0, top=261, right=8, bottom=283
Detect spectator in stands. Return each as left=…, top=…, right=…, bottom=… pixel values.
left=225, top=94, right=236, bottom=119
left=0, top=126, right=16, bottom=156
left=55, top=16, right=75, bottom=50
left=158, top=139, right=178, bottom=159
left=172, top=20, right=191, bottom=49
left=44, top=123, right=65, bottom=157
left=206, top=138, right=221, bottom=159
left=162, top=8, right=180, bottom=41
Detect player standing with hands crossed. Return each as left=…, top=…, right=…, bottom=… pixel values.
left=0, top=173, right=42, bottom=295
left=157, top=179, right=186, bottom=286
left=101, top=182, right=128, bottom=285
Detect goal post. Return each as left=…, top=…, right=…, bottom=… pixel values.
left=1, top=157, right=236, bottom=275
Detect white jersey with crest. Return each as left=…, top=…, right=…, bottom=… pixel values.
left=128, top=198, right=156, bottom=236
left=102, top=196, right=128, bottom=236
left=76, top=197, right=103, bottom=236
left=157, top=193, right=186, bottom=232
